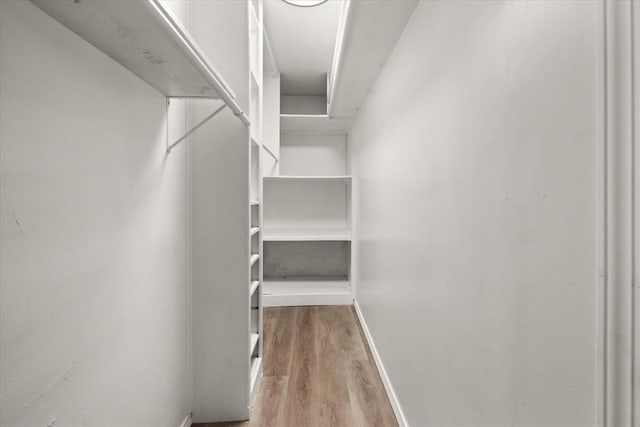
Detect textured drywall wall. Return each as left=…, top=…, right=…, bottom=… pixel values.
left=352, top=1, right=599, bottom=425
left=0, top=1, right=190, bottom=425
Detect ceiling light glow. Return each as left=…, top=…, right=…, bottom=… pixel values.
left=282, top=0, right=328, bottom=7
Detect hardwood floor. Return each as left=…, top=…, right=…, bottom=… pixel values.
left=194, top=305, right=398, bottom=427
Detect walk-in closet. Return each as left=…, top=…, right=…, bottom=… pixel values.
left=1, top=0, right=638, bottom=426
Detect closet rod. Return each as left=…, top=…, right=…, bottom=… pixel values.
left=263, top=144, right=279, bottom=162
left=167, top=103, right=227, bottom=153
left=145, top=0, right=251, bottom=127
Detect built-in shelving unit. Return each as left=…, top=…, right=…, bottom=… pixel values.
left=247, top=0, right=263, bottom=406
left=262, top=101, right=353, bottom=307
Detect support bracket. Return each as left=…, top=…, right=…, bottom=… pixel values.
left=167, top=101, right=228, bottom=153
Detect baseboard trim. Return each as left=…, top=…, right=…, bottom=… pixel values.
left=178, top=413, right=192, bottom=427
left=353, top=299, right=409, bottom=427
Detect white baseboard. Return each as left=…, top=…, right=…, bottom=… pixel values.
left=353, top=299, right=409, bottom=427
left=178, top=413, right=192, bottom=427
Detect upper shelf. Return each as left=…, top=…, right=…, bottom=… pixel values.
left=31, top=0, right=249, bottom=125
left=327, top=0, right=418, bottom=117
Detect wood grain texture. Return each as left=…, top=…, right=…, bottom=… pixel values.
left=194, top=306, right=398, bottom=427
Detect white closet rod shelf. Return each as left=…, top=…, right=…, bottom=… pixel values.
left=32, top=0, right=251, bottom=153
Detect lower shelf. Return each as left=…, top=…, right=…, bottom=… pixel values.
left=250, top=356, right=262, bottom=404
left=250, top=333, right=259, bottom=355
left=262, top=279, right=352, bottom=307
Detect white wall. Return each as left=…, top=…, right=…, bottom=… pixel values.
left=281, top=95, right=326, bottom=115
left=352, top=1, right=599, bottom=426
left=0, top=1, right=190, bottom=426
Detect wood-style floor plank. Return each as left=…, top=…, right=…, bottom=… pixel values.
left=347, top=359, right=398, bottom=427
left=314, top=307, right=354, bottom=427
left=194, top=305, right=398, bottom=427
left=251, top=376, right=289, bottom=426
left=285, top=307, right=320, bottom=426
left=263, top=307, right=298, bottom=377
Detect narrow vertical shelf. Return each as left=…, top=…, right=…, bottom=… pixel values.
left=247, top=0, right=264, bottom=405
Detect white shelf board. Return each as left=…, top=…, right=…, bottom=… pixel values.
left=250, top=356, right=262, bottom=395
left=250, top=200, right=260, bottom=206
left=263, top=279, right=350, bottom=295
left=263, top=228, right=351, bottom=241
left=280, top=114, right=350, bottom=133
left=262, top=280, right=352, bottom=307
left=250, top=333, right=259, bottom=355
left=31, top=0, right=247, bottom=123
left=250, top=280, right=260, bottom=297
left=250, top=254, right=260, bottom=266
left=281, top=114, right=328, bottom=118
left=250, top=227, right=260, bottom=237
left=328, top=0, right=417, bottom=117
left=264, top=175, right=351, bottom=183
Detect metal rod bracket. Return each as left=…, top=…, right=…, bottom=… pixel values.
left=166, top=103, right=227, bottom=153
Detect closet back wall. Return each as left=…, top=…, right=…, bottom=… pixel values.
left=352, top=1, right=598, bottom=426
left=0, top=1, right=189, bottom=426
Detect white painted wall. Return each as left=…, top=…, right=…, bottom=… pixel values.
left=352, top=1, right=599, bottom=425
left=281, top=95, right=326, bottom=115
left=280, top=133, right=347, bottom=176
left=0, top=1, right=190, bottom=426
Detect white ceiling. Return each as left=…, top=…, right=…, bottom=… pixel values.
left=263, top=0, right=342, bottom=96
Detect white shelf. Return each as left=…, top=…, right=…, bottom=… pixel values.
left=250, top=333, right=259, bottom=355
left=280, top=114, right=350, bottom=133
left=250, top=227, right=260, bottom=237
left=281, top=114, right=329, bottom=118
left=250, top=280, right=260, bottom=297
left=250, top=200, right=260, bottom=206
left=31, top=0, right=248, bottom=124
left=263, top=279, right=350, bottom=294
left=264, top=175, right=351, bottom=183
left=263, top=228, right=351, bottom=241
left=262, top=279, right=352, bottom=307
left=250, top=254, right=260, bottom=266
left=250, top=356, right=262, bottom=394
